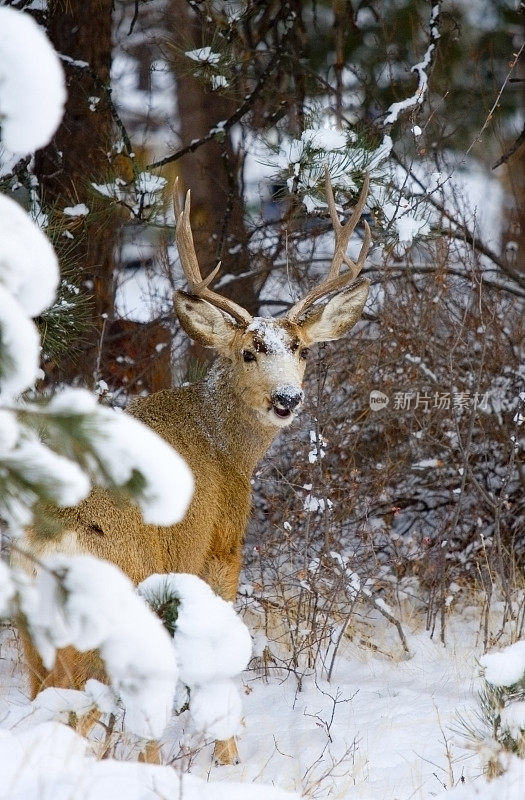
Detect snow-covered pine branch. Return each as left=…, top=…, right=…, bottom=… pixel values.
left=0, top=194, right=193, bottom=533
left=0, top=7, right=66, bottom=155
left=139, top=573, right=252, bottom=741
left=4, top=564, right=253, bottom=745
left=16, top=554, right=178, bottom=740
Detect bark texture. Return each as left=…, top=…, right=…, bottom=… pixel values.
left=167, top=0, right=258, bottom=315
left=36, top=0, right=117, bottom=385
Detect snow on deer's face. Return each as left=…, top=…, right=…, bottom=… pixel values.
left=233, top=317, right=308, bottom=428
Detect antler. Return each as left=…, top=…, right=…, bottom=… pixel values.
left=286, top=169, right=372, bottom=322
left=174, top=178, right=252, bottom=326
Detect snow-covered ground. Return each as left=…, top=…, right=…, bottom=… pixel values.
left=1, top=597, right=522, bottom=799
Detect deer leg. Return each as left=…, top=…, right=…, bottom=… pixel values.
left=213, top=736, right=240, bottom=766
left=138, top=740, right=162, bottom=764
left=201, top=552, right=242, bottom=603
left=20, top=631, right=107, bottom=738
left=19, top=632, right=93, bottom=701
left=200, top=553, right=243, bottom=765
left=18, top=623, right=47, bottom=700
left=34, top=647, right=107, bottom=692
left=70, top=706, right=102, bottom=738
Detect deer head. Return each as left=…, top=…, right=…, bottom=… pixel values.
left=173, top=170, right=371, bottom=429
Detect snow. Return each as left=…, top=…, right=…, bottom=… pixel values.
left=0, top=287, right=41, bottom=401
left=500, top=702, right=525, bottom=739
left=303, top=494, right=332, bottom=513
left=63, top=203, right=89, bottom=217
left=211, top=75, right=229, bottom=90
left=308, top=429, right=326, bottom=463
left=480, top=640, right=525, bottom=687
left=24, top=554, right=178, bottom=739
left=432, top=756, right=525, bottom=800
left=0, top=721, right=299, bottom=800
left=3, top=431, right=91, bottom=509
left=139, top=573, right=252, bottom=739
left=190, top=680, right=243, bottom=740
left=92, top=172, right=166, bottom=216
left=139, top=574, right=252, bottom=686
left=3, top=593, right=525, bottom=798
left=395, top=212, right=431, bottom=244
left=412, top=458, right=441, bottom=470
left=275, top=128, right=391, bottom=197
left=185, top=46, right=221, bottom=65
left=247, top=318, right=291, bottom=354
left=29, top=686, right=99, bottom=725
left=0, top=7, right=66, bottom=155
left=301, top=128, right=348, bottom=151
left=0, top=560, right=15, bottom=616
left=0, top=194, right=59, bottom=317
left=383, top=3, right=438, bottom=127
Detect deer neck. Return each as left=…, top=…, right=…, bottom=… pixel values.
left=197, top=357, right=278, bottom=478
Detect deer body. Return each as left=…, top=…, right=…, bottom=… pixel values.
left=55, top=357, right=281, bottom=596
left=20, top=171, right=372, bottom=765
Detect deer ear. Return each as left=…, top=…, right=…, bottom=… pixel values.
left=297, top=280, right=370, bottom=344
left=174, top=290, right=239, bottom=353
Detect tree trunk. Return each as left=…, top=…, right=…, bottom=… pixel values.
left=35, top=0, right=117, bottom=386
left=166, top=0, right=258, bottom=316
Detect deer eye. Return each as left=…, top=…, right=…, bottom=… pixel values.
left=242, top=349, right=256, bottom=363
left=300, top=347, right=310, bottom=360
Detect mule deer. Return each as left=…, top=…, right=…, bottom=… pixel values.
left=20, top=169, right=371, bottom=764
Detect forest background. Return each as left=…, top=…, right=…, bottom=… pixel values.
left=0, top=1, right=524, bottom=798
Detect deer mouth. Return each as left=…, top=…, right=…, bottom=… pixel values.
left=268, top=388, right=303, bottom=425
left=269, top=402, right=299, bottom=425
left=272, top=404, right=292, bottom=420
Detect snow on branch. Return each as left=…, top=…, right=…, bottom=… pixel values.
left=20, top=554, right=178, bottom=739
left=139, top=573, right=252, bottom=740
left=45, top=389, right=194, bottom=526
left=0, top=194, right=60, bottom=402
left=0, top=195, right=59, bottom=317
left=0, top=7, right=66, bottom=155
left=383, top=1, right=441, bottom=127
left=481, top=641, right=525, bottom=688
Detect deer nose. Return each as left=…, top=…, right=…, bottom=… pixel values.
left=271, top=386, right=304, bottom=411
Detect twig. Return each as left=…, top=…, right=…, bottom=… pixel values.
left=391, top=151, right=525, bottom=291
left=492, top=122, right=525, bottom=169
left=93, top=314, right=108, bottom=388
left=466, top=42, right=525, bottom=157
left=147, top=41, right=286, bottom=170
left=128, top=0, right=140, bottom=36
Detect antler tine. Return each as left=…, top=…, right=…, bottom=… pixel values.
left=173, top=178, right=252, bottom=326
left=287, top=170, right=371, bottom=322
left=326, top=168, right=370, bottom=280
